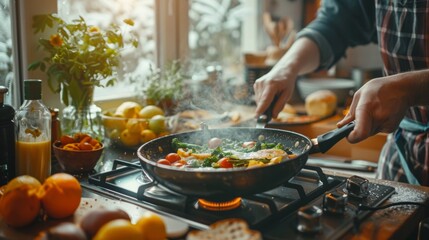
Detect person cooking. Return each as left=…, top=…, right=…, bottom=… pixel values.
left=254, top=0, right=429, bottom=186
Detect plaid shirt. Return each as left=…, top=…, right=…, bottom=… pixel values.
left=298, top=0, right=429, bottom=185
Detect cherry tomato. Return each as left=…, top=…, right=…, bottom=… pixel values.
left=78, top=142, right=93, bottom=150
left=172, top=162, right=184, bottom=167
left=165, top=153, right=181, bottom=163
left=157, top=159, right=171, bottom=165
left=217, top=157, right=233, bottom=168
left=60, top=135, right=75, bottom=146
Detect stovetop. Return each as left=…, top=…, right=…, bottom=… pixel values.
left=82, top=159, right=395, bottom=240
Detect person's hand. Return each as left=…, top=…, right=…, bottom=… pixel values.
left=253, top=67, right=298, bottom=118
left=337, top=75, right=410, bottom=143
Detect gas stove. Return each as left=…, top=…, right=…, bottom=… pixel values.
left=82, top=159, right=395, bottom=240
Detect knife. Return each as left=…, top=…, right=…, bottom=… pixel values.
left=256, top=96, right=277, bottom=128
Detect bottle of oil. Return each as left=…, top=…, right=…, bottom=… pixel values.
left=0, top=86, right=15, bottom=185
left=15, top=79, right=51, bottom=182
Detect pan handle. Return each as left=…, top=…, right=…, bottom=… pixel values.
left=310, top=121, right=355, bottom=153
left=256, top=95, right=278, bottom=128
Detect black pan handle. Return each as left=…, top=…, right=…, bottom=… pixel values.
left=310, top=121, right=355, bottom=153
left=256, top=95, right=278, bottom=125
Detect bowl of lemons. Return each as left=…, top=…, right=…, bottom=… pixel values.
left=102, top=101, right=179, bottom=149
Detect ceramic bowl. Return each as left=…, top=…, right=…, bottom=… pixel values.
left=53, top=141, right=104, bottom=173
left=297, top=78, right=356, bottom=105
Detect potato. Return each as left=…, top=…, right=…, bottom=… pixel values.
left=79, top=208, right=131, bottom=239
left=36, top=222, right=86, bottom=240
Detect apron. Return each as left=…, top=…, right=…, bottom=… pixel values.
left=375, top=0, right=429, bottom=186
left=395, top=119, right=429, bottom=185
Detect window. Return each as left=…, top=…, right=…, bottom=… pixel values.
left=57, top=0, right=156, bottom=102
left=0, top=0, right=17, bottom=107
left=14, top=0, right=305, bottom=110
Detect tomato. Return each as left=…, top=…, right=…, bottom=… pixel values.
left=172, top=162, right=184, bottom=167
left=157, top=159, right=171, bottom=165
left=60, top=135, right=75, bottom=145
left=78, top=142, right=93, bottom=150
left=165, top=153, right=181, bottom=163
left=217, top=157, right=233, bottom=168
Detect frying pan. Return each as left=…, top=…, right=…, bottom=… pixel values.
left=137, top=122, right=355, bottom=201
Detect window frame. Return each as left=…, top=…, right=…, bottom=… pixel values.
left=13, top=0, right=261, bottom=110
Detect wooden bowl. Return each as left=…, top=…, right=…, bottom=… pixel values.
left=53, top=141, right=104, bottom=173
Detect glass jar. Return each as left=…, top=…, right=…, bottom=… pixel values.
left=61, top=85, right=104, bottom=140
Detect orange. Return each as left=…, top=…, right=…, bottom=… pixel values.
left=39, top=173, right=82, bottom=219
left=135, top=212, right=167, bottom=240
left=0, top=175, right=42, bottom=227
left=93, top=219, right=143, bottom=240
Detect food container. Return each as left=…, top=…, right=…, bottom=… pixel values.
left=101, top=111, right=180, bottom=150
left=53, top=141, right=104, bottom=173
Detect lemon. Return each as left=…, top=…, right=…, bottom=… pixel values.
left=139, top=105, right=164, bottom=119
left=108, top=129, right=121, bottom=140
left=103, top=115, right=126, bottom=131
left=135, top=212, right=167, bottom=240
left=115, top=101, right=142, bottom=118
left=148, top=115, right=166, bottom=134
left=140, top=129, right=157, bottom=143
left=93, top=219, right=142, bottom=240
left=120, top=129, right=140, bottom=147
left=126, top=119, right=144, bottom=134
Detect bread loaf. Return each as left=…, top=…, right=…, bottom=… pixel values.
left=186, top=218, right=261, bottom=240
left=305, top=90, right=337, bottom=117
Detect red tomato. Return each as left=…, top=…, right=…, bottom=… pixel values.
left=157, top=159, right=171, bottom=165
left=165, top=153, right=181, bottom=163
left=172, top=162, right=184, bottom=167
left=217, top=157, right=233, bottom=168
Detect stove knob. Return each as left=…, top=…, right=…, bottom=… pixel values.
left=345, top=175, right=369, bottom=198
left=297, top=205, right=322, bottom=233
left=323, top=191, right=348, bottom=214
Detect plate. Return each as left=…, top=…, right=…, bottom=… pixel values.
left=269, top=104, right=335, bottom=126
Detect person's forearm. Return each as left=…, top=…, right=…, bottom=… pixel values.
left=404, top=69, right=429, bottom=106
left=271, top=37, right=321, bottom=77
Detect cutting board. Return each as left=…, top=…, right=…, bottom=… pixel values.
left=0, top=197, right=189, bottom=239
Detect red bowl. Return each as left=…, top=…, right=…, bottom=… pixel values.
left=53, top=141, right=104, bottom=173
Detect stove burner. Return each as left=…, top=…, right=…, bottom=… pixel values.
left=323, top=190, right=348, bottom=214
left=197, top=197, right=242, bottom=211
left=344, top=175, right=369, bottom=199
left=297, top=205, right=323, bottom=233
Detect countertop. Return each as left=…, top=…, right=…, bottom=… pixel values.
left=2, top=106, right=428, bottom=239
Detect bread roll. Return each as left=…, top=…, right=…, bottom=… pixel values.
left=187, top=218, right=261, bottom=240
left=305, top=90, right=337, bottom=117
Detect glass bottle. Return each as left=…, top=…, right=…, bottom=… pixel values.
left=15, top=79, right=51, bottom=182
left=0, top=86, right=15, bottom=185
left=50, top=107, right=61, bottom=160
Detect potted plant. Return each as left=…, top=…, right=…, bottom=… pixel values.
left=29, top=14, right=138, bottom=139
left=137, top=60, right=186, bottom=115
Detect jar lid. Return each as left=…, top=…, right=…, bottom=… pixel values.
left=24, top=79, right=42, bottom=100
left=0, top=86, right=15, bottom=122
